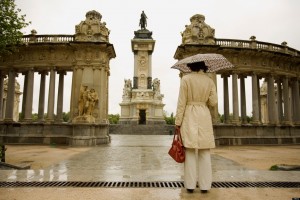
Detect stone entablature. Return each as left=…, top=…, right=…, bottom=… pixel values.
left=175, top=39, right=300, bottom=78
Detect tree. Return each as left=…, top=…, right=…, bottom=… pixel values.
left=0, top=0, right=30, bottom=55
left=164, top=112, right=175, bottom=125
left=108, top=114, right=119, bottom=124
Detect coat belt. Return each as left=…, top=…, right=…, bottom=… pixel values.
left=186, top=102, right=207, bottom=106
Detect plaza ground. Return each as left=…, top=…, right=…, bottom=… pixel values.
left=0, top=135, right=300, bottom=200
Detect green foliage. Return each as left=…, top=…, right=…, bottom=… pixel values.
left=109, top=114, right=119, bottom=124
left=164, top=112, right=175, bottom=125
left=32, top=113, right=38, bottom=121
left=62, top=112, right=70, bottom=122
left=270, top=165, right=279, bottom=171
left=0, top=0, right=30, bottom=55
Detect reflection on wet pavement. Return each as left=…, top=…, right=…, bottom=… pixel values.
left=0, top=135, right=299, bottom=183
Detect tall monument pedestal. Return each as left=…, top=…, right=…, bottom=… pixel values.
left=119, top=26, right=165, bottom=125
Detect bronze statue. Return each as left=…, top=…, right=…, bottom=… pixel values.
left=139, top=11, right=147, bottom=30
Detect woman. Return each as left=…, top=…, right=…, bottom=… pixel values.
left=175, top=61, right=218, bottom=193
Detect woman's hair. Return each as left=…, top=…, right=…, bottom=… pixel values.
left=187, top=61, right=208, bottom=72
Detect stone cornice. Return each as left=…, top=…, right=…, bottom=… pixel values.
left=174, top=40, right=300, bottom=78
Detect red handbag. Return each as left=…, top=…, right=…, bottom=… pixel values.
left=168, top=128, right=185, bottom=163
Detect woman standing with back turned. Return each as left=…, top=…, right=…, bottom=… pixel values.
left=175, top=61, right=218, bottom=193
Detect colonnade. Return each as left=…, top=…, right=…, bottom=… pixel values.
left=221, top=72, right=300, bottom=125
left=0, top=68, right=67, bottom=123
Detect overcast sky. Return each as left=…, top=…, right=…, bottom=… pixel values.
left=14, top=0, right=300, bottom=116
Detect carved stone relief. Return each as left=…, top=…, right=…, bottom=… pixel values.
left=181, top=14, right=215, bottom=45
left=75, top=10, right=110, bottom=42
left=73, top=85, right=99, bottom=123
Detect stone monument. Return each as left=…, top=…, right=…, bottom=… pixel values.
left=119, top=11, right=165, bottom=125
left=69, top=10, right=116, bottom=145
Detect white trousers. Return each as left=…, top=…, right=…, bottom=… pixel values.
left=184, top=148, right=212, bottom=190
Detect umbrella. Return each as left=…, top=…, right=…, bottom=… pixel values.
left=171, top=53, right=234, bottom=73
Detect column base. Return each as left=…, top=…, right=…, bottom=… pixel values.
left=231, top=120, right=240, bottom=125
left=3, top=118, right=15, bottom=123
left=251, top=120, right=261, bottom=125
left=281, top=121, right=293, bottom=126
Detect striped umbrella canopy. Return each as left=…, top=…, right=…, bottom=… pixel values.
left=171, top=53, right=234, bottom=73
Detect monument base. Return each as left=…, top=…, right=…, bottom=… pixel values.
left=0, top=123, right=110, bottom=146
left=70, top=124, right=110, bottom=146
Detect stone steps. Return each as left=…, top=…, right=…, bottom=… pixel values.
left=109, top=124, right=174, bottom=135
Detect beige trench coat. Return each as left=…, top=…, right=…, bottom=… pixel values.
left=175, top=71, right=218, bottom=149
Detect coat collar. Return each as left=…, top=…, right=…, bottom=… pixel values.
left=191, top=70, right=205, bottom=74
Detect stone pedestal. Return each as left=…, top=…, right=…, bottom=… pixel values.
left=70, top=124, right=110, bottom=146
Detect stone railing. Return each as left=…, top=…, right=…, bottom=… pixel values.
left=22, top=34, right=74, bottom=43
left=216, top=38, right=299, bottom=56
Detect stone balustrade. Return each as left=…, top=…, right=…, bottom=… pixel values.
left=216, top=38, right=299, bottom=56
left=22, top=34, right=74, bottom=43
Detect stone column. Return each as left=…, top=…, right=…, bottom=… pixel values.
left=38, top=71, right=47, bottom=121
left=292, top=78, right=300, bottom=124
left=239, top=75, right=247, bottom=124
left=56, top=71, right=66, bottom=122
left=46, top=68, right=56, bottom=122
left=232, top=72, right=239, bottom=124
left=21, top=72, right=28, bottom=120
left=282, top=76, right=292, bottom=125
left=257, top=76, right=262, bottom=123
left=222, top=74, right=230, bottom=123
left=276, top=79, right=283, bottom=123
left=209, top=73, right=219, bottom=124
left=251, top=73, right=260, bottom=124
left=4, top=70, right=16, bottom=122
left=24, top=69, right=34, bottom=121
left=267, top=75, right=277, bottom=125
left=0, top=73, right=5, bottom=120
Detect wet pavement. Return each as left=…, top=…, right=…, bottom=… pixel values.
left=0, top=135, right=300, bottom=200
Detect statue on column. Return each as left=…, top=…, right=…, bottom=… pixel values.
left=139, top=11, right=147, bottom=30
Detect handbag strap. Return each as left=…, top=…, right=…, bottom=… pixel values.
left=175, top=128, right=183, bottom=144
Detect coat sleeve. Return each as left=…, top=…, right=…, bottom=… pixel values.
left=175, top=78, right=188, bottom=126
left=207, top=80, right=218, bottom=107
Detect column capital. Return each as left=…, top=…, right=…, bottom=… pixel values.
left=291, top=76, right=300, bottom=81
left=57, top=70, right=66, bottom=75
left=238, top=74, right=247, bottom=79
left=221, top=73, right=230, bottom=78
left=7, top=68, right=18, bottom=76
left=38, top=71, right=49, bottom=75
